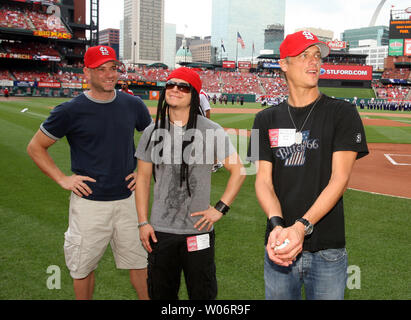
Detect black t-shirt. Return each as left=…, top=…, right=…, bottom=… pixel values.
left=40, top=91, right=152, bottom=201
left=248, top=94, right=369, bottom=251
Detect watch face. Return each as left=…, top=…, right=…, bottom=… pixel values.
left=305, top=224, right=313, bottom=236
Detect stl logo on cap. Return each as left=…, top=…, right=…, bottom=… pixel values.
left=302, top=31, right=314, bottom=41
left=99, top=47, right=110, bottom=56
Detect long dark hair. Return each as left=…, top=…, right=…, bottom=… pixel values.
left=145, top=86, right=201, bottom=197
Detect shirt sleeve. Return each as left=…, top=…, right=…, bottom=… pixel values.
left=247, top=112, right=273, bottom=163
left=134, top=97, right=153, bottom=132
left=200, top=93, right=211, bottom=113
left=333, top=102, right=369, bottom=159
left=40, top=103, right=70, bottom=140
left=135, top=124, right=155, bottom=163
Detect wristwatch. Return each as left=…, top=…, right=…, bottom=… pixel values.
left=296, top=218, right=313, bottom=236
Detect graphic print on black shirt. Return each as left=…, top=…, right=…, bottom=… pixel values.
left=272, top=130, right=320, bottom=166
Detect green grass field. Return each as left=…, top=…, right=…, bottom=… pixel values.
left=0, top=96, right=410, bottom=300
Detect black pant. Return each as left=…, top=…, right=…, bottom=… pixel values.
left=147, top=231, right=217, bottom=300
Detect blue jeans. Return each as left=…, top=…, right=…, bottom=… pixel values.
left=264, top=248, right=348, bottom=300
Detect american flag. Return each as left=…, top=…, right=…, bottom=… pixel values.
left=237, top=32, right=245, bottom=49
left=284, top=130, right=310, bottom=167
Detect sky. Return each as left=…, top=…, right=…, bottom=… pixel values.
left=97, top=0, right=409, bottom=39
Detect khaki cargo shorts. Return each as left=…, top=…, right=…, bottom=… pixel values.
left=64, top=192, right=147, bottom=279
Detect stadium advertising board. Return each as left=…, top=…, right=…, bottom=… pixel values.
left=405, top=39, right=411, bottom=56
left=262, top=62, right=280, bottom=69
left=238, top=61, right=251, bottom=69
left=33, top=30, right=72, bottom=40
left=223, top=61, right=236, bottom=68
left=14, top=81, right=35, bottom=87
left=0, top=80, right=13, bottom=87
left=37, top=82, right=61, bottom=88
left=0, top=52, right=60, bottom=62
left=389, top=39, right=405, bottom=56
left=33, top=55, right=61, bottom=62
left=61, top=83, right=82, bottom=89
left=320, top=64, right=373, bottom=81
left=326, top=40, right=347, bottom=50
left=389, top=19, right=411, bottom=38
left=0, top=53, right=32, bottom=60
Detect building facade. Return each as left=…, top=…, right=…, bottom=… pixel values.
left=342, top=26, right=389, bottom=49
left=264, top=24, right=284, bottom=54
left=211, top=0, right=285, bottom=62
left=189, top=36, right=211, bottom=63
left=123, top=0, right=164, bottom=65
left=163, top=23, right=176, bottom=69
left=349, top=40, right=388, bottom=72
left=99, top=28, right=120, bottom=59
left=175, top=38, right=192, bottom=68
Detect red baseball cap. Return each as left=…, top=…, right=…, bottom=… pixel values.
left=280, top=31, right=330, bottom=59
left=167, top=67, right=202, bottom=94
left=84, top=45, right=121, bottom=68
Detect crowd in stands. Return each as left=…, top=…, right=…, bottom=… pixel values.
left=374, top=84, right=410, bottom=101
left=123, top=66, right=287, bottom=95
left=27, top=10, right=67, bottom=34
left=0, top=70, right=12, bottom=81
left=1, top=65, right=409, bottom=102
left=0, top=5, right=29, bottom=29
left=199, top=70, right=220, bottom=92
left=259, top=72, right=288, bottom=97
left=10, top=70, right=84, bottom=83
left=0, top=3, right=69, bottom=33
left=0, top=68, right=83, bottom=84
left=2, top=41, right=60, bottom=58
left=219, top=71, right=262, bottom=94
left=13, top=71, right=55, bottom=82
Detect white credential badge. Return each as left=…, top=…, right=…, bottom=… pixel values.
left=269, top=129, right=296, bottom=148
left=186, top=234, right=210, bottom=252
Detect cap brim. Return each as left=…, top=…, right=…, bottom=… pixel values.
left=315, top=42, right=330, bottom=58
left=87, top=59, right=122, bottom=69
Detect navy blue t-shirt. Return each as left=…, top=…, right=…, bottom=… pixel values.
left=40, top=91, right=152, bottom=201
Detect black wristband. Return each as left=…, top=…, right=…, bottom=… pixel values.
left=214, top=200, right=230, bottom=215
left=268, top=216, right=285, bottom=229
left=264, top=216, right=285, bottom=246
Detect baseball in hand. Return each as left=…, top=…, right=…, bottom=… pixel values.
left=274, top=238, right=290, bottom=251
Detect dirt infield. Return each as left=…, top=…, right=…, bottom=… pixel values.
left=361, top=119, right=411, bottom=127
left=349, top=143, right=411, bottom=199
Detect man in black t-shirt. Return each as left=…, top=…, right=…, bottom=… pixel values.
left=248, top=31, right=368, bottom=300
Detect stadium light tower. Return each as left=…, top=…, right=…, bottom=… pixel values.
left=90, top=0, right=99, bottom=46
left=369, top=0, right=387, bottom=27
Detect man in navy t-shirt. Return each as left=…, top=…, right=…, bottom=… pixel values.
left=27, top=45, right=152, bottom=300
